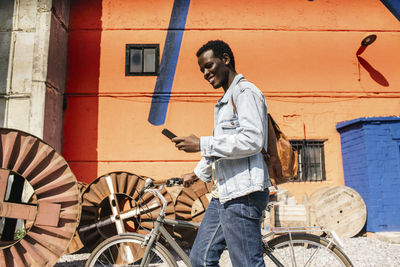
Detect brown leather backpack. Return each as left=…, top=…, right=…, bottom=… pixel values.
left=262, top=114, right=298, bottom=188
left=231, top=95, right=298, bottom=188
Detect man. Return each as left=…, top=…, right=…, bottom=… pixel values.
left=172, top=40, right=271, bottom=267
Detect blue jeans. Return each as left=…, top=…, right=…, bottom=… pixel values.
left=190, top=189, right=269, bottom=267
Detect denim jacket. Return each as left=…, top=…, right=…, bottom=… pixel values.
left=194, top=74, right=271, bottom=203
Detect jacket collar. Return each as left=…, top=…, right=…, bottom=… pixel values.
left=218, top=74, right=244, bottom=105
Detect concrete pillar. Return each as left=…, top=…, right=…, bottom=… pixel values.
left=0, top=0, right=15, bottom=127
left=0, top=0, right=70, bottom=152
left=43, top=0, right=70, bottom=152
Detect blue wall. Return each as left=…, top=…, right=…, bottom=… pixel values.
left=337, top=117, right=400, bottom=232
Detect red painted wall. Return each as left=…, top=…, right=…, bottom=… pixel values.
left=63, top=0, right=102, bottom=184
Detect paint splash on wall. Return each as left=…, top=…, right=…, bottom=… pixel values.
left=148, top=0, right=191, bottom=126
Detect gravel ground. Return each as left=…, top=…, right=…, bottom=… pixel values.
left=56, top=236, right=400, bottom=267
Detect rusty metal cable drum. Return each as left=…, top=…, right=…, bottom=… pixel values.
left=0, top=128, right=81, bottom=266
left=78, top=172, right=175, bottom=252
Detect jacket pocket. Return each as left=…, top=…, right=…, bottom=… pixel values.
left=247, top=190, right=269, bottom=219
left=220, top=119, right=240, bottom=134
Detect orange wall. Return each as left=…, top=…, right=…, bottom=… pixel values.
left=63, top=0, right=400, bottom=201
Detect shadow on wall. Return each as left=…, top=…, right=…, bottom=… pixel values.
left=357, top=56, right=389, bottom=87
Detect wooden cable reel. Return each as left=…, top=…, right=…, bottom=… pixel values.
left=174, top=179, right=210, bottom=222
left=169, top=179, right=210, bottom=245
left=308, top=186, right=367, bottom=238
left=78, top=172, right=174, bottom=252
left=65, top=182, right=88, bottom=254
left=0, top=129, right=81, bottom=267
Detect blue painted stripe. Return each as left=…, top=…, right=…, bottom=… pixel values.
left=148, top=0, right=191, bottom=126
left=380, top=0, right=400, bottom=22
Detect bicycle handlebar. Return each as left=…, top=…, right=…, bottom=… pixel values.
left=142, top=177, right=183, bottom=217
left=151, top=177, right=183, bottom=186
left=165, top=177, right=183, bottom=187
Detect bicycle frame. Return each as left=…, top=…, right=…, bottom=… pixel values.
left=84, top=178, right=347, bottom=267
left=138, top=220, right=343, bottom=267
left=140, top=215, right=199, bottom=267
left=139, top=182, right=200, bottom=267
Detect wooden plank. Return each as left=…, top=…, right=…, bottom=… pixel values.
left=0, top=202, right=37, bottom=221
left=274, top=204, right=307, bottom=227
left=35, top=202, right=61, bottom=226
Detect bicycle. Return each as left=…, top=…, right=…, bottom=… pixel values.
left=84, top=177, right=353, bottom=266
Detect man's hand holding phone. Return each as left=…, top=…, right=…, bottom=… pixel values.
left=162, top=129, right=200, bottom=153
left=171, top=134, right=200, bottom=153
left=161, top=129, right=200, bottom=187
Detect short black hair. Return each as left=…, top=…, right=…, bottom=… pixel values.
left=196, top=40, right=235, bottom=70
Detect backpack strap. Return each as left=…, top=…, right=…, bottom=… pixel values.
left=230, top=76, right=247, bottom=114
left=231, top=94, right=238, bottom=114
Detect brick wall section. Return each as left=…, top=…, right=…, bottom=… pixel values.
left=337, top=117, right=400, bottom=232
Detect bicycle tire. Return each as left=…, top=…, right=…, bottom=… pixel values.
left=85, top=233, right=178, bottom=267
left=263, top=233, right=353, bottom=267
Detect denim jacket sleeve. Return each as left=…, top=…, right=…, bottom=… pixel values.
left=200, top=85, right=267, bottom=159
left=194, top=157, right=212, bottom=182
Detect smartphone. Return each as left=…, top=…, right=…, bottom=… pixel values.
left=161, top=129, right=177, bottom=140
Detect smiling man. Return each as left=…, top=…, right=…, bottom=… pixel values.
left=172, top=40, right=271, bottom=267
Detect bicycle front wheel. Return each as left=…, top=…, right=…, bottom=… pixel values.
left=263, top=233, right=353, bottom=267
left=85, top=233, right=177, bottom=267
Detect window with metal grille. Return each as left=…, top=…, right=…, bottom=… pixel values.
left=125, top=44, right=159, bottom=76
left=290, top=140, right=326, bottom=182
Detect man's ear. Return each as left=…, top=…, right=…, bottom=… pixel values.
left=222, top=53, right=231, bottom=66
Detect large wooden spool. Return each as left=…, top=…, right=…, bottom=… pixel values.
left=65, top=182, right=88, bottom=254
left=79, top=172, right=174, bottom=252
left=307, top=186, right=366, bottom=238
left=173, top=179, right=210, bottom=222
left=166, top=179, right=210, bottom=246
left=0, top=129, right=81, bottom=266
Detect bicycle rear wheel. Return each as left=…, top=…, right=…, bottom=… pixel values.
left=263, top=233, right=353, bottom=267
left=85, top=233, right=177, bottom=267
